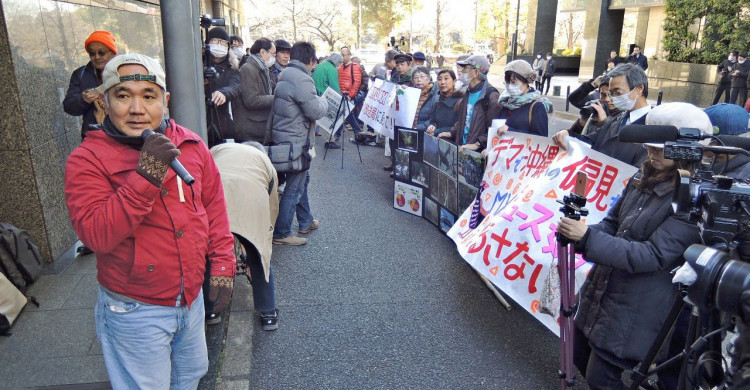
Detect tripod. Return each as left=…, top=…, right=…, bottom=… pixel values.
left=556, top=173, right=589, bottom=390
left=323, top=93, right=363, bottom=168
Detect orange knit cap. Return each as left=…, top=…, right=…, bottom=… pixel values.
left=85, top=31, right=117, bottom=54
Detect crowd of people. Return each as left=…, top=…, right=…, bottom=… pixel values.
left=59, top=26, right=750, bottom=389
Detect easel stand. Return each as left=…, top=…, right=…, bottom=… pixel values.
left=555, top=174, right=589, bottom=390
left=323, top=94, right=363, bottom=168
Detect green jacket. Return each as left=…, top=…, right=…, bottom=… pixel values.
left=390, top=68, right=413, bottom=86
left=312, top=60, right=340, bottom=96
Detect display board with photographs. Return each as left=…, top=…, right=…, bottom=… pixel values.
left=392, top=127, right=485, bottom=234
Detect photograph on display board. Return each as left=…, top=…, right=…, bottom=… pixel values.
left=435, top=171, right=448, bottom=206
left=445, top=176, right=458, bottom=214
left=398, top=128, right=419, bottom=153
left=437, top=138, right=457, bottom=177
left=458, top=182, right=478, bottom=213
left=458, top=149, right=484, bottom=188
left=424, top=197, right=439, bottom=227
left=423, top=133, right=439, bottom=169
left=428, top=166, right=439, bottom=198
left=439, top=208, right=456, bottom=233
left=410, top=160, right=429, bottom=187
left=393, top=181, right=423, bottom=216
left=395, top=149, right=410, bottom=181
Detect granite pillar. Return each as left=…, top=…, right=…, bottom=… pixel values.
left=633, top=8, right=650, bottom=50
left=579, top=0, right=625, bottom=80
left=525, top=0, right=559, bottom=56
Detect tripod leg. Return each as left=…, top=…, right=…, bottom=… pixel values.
left=557, top=242, right=569, bottom=389
left=566, top=244, right=577, bottom=387
left=324, top=94, right=347, bottom=160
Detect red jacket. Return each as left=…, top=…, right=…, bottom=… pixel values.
left=338, top=62, right=361, bottom=99
left=64, top=120, right=235, bottom=307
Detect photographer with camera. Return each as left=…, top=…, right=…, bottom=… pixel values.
left=233, top=38, right=276, bottom=144
left=553, top=63, right=650, bottom=167
left=567, top=76, right=619, bottom=135
left=556, top=103, right=710, bottom=390
left=203, top=27, right=241, bottom=147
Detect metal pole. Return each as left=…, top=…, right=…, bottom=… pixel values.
left=357, top=0, right=362, bottom=50
left=657, top=90, right=663, bottom=105
left=513, top=0, right=520, bottom=60
left=565, top=85, right=570, bottom=111
left=161, top=0, right=207, bottom=142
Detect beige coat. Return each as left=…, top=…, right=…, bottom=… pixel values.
left=210, top=143, right=278, bottom=282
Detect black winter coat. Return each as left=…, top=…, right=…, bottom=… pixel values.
left=575, top=174, right=700, bottom=364
left=63, top=62, right=101, bottom=138
left=205, top=58, right=241, bottom=145
left=717, top=58, right=736, bottom=84
left=429, top=90, right=463, bottom=135
left=572, top=111, right=647, bottom=167
left=731, top=61, right=750, bottom=89
left=567, top=79, right=599, bottom=109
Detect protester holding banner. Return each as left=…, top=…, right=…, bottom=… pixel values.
left=556, top=103, right=709, bottom=390
left=495, top=60, right=550, bottom=137
left=411, top=67, right=438, bottom=131
left=437, top=54, right=499, bottom=152
left=426, top=69, right=463, bottom=137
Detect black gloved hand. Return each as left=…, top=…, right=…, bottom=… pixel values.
left=136, top=132, right=180, bottom=187
left=208, top=275, right=234, bottom=315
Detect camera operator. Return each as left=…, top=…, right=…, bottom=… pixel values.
left=556, top=103, right=711, bottom=390
left=566, top=76, right=620, bottom=135
left=553, top=63, right=650, bottom=167
left=204, top=27, right=241, bottom=147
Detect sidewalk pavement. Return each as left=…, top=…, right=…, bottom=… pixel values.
left=0, top=243, right=253, bottom=390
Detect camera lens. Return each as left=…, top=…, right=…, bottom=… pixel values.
left=684, top=244, right=750, bottom=314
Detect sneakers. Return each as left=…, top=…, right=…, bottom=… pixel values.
left=206, top=312, right=221, bottom=325
left=325, top=142, right=341, bottom=149
left=299, top=220, right=319, bottom=234
left=260, top=309, right=279, bottom=331
left=273, top=235, right=308, bottom=246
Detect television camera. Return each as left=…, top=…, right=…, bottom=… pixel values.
left=618, top=124, right=750, bottom=389
left=200, top=13, right=225, bottom=79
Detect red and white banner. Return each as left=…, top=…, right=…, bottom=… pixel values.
left=447, top=131, right=638, bottom=335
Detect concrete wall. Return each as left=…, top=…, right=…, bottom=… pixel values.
left=0, top=0, right=163, bottom=261
left=646, top=61, right=717, bottom=108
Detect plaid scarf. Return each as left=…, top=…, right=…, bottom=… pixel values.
left=498, top=89, right=551, bottom=112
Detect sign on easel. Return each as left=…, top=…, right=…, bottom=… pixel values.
left=358, top=79, right=419, bottom=139
left=316, top=87, right=354, bottom=138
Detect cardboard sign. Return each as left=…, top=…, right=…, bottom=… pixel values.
left=316, top=87, right=354, bottom=138
left=394, top=181, right=423, bottom=216
left=358, top=79, right=419, bottom=138
left=447, top=132, right=638, bottom=335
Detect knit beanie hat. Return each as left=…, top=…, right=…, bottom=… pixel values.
left=85, top=30, right=117, bottom=54
left=206, top=27, right=229, bottom=43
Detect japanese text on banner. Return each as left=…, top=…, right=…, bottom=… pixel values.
left=447, top=132, right=637, bottom=336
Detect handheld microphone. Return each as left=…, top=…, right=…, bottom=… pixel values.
left=141, top=129, right=195, bottom=186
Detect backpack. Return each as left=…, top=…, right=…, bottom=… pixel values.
left=0, top=272, right=27, bottom=336
left=0, top=223, right=43, bottom=294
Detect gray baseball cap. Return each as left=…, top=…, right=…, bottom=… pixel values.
left=96, top=53, right=167, bottom=94
left=457, top=54, right=490, bottom=74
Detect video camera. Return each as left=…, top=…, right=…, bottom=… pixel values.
left=619, top=124, right=750, bottom=389
left=200, top=14, right=225, bottom=79
left=388, top=36, right=407, bottom=53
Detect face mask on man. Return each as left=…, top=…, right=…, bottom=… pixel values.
left=537, top=55, right=541, bottom=59
left=505, top=82, right=523, bottom=97
left=232, top=47, right=244, bottom=58
left=611, top=89, right=638, bottom=112
left=209, top=44, right=228, bottom=58
left=265, top=57, right=276, bottom=68
left=547, top=56, right=552, bottom=61
left=460, top=71, right=473, bottom=85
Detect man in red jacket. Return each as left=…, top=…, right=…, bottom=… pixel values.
left=327, top=46, right=363, bottom=149
left=64, top=53, right=236, bottom=389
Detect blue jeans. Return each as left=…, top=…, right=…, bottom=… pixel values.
left=237, top=235, right=276, bottom=314
left=95, top=286, right=208, bottom=389
left=274, top=171, right=313, bottom=239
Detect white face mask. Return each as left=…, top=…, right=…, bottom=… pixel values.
left=537, top=55, right=541, bottom=59
left=611, top=89, right=638, bottom=112
left=506, top=82, right=523, bottom=97
left=233, top=47, right=244, bottom=58
left=460, top=71, right=472, bottom=85
left=209, top=44, right=228, bottom=58
left=546, top=56, right=552, bottom=60
left=265, top=57, right=276, bottom=68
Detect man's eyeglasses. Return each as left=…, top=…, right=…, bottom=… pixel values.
left=88, top=50, right=110, bottom=58
left=600, top=92, right=613, bottom=98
